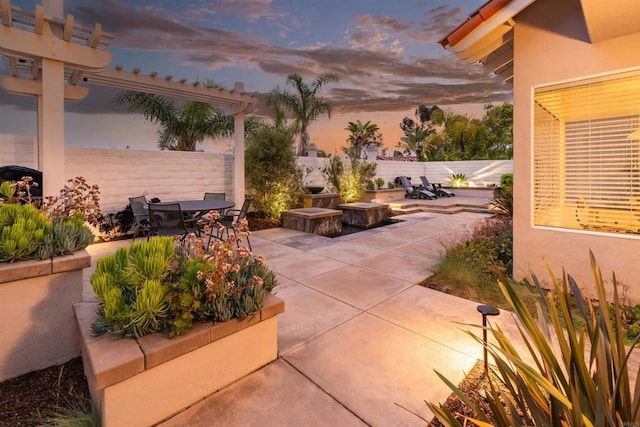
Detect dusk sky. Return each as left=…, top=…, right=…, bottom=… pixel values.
left=0, top=0, right=513, bottom=154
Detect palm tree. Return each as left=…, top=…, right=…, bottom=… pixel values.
left=399, top=127, right=431, bottom=161
left=117, top=91, right=248, bottom=151
left=344, top=120, right=383, bottom=160
left=267, top=72, right=339, bottom=156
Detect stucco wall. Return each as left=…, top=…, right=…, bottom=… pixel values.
left=2, top=140, right=511, bottom=212
left=513, top=0, right=640, bottom=300
left=65, top=147, right=235, bottom=213
left=298, top=157, right=512, bottom=189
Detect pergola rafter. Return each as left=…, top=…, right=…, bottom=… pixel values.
left=0, top=0, right=254, bottom=206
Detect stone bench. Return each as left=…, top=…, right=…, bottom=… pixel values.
left=338, top=202, right=390, bottom=229
left=281, top=207, right=342, bottom=237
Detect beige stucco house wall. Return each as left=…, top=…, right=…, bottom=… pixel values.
left=512, top=0, right=640, bottom=299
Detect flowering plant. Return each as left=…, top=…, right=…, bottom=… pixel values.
left=91, top=217, right=277, bottom=338
left=0, top=176, right=95, bottom=263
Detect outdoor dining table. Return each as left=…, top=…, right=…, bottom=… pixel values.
left=153, top=199, right=234, bottom=219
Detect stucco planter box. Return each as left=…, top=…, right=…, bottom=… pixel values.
left=0, top=249, right=91, bottom=382
left=361, top=188, right=406, bottom=203
left=74, top=293, right=285, bottom=427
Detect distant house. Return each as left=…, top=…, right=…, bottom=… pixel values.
left=439, top=0, right=640, bottom=300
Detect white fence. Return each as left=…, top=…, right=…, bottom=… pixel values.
left=1, top=138, right=512, bottom=214
left=299, top=156, right=513, bottom=189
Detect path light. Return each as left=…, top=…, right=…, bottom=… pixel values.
left=477, top=304, right=500, bottom=375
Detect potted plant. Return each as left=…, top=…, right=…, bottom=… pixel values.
left=77, top=218, right=284, bottom=426
left=0, top=176, right=97, bottom=382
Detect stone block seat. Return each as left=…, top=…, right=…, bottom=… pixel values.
left=301, top=192, right=340, bottom=209
left=281, top=208, right=343, bottom=237
left=338, top=202, right=390, bottom=229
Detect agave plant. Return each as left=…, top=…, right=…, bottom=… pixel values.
left=449, top=172, right=469, bottom=187
left=428, top=251, right=640, bottom=426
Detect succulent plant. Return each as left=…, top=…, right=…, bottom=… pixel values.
left=91, top=231, right=279, bottom=339
left=0, top=204, right=50, bottom=262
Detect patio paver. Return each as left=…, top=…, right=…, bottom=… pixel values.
left=82, top=199, right=521, bottom=426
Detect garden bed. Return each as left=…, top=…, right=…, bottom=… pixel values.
left=75, top=294, right=284, bottom=427
left=0, top=250, right=90, bottom=382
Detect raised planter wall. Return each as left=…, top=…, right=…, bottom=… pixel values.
left=361, top=188, right=406, bottom=203
left=74, top=294, right=285, bottom=427
left=0, top=250, right=90, bottom=382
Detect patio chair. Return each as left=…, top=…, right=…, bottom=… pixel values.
left=147, top=203, right=198, bottom=241
left=129, top=196, right=151, bottom=240
left=217, top=197, right=253, bottom=250
left=203, top=192, right=228, bottom=216
left=420, top=176, right=454, bottom=197
left=399, top=176, right=436, bottom=199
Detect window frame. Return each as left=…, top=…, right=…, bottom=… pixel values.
left=532, top=67, right=640, bottom=237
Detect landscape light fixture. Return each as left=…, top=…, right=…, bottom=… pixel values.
left=477, top=304, right=500, bottom=375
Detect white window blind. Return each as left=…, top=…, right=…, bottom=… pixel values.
left=533, top=70, right=640, bottom=235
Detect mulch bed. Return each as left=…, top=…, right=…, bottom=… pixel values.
left=0, top=357, right=90, bottom=426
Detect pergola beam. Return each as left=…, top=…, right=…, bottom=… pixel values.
left=0, top=0, right=255, bottom=207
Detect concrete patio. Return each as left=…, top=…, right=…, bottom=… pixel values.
left=82, top=195, right=525, bottom=426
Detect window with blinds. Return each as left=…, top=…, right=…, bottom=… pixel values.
left=533, top=69, right=640, bottom=235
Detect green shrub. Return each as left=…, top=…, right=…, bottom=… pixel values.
left=499, top=172, right=513, bottom=187
left=245, top=125, right=304, bottom=219
left=438, top=216, right=513, bottom=285
left=91, top=227, right=278, bottom=338
left=374, top=177, right=385, bottom=189
left=428, top=252, right=640, bottom=426
left=322, top=157, right=377, bottom=202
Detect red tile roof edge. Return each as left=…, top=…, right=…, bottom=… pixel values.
left=438, top=0, right=512, bottom=48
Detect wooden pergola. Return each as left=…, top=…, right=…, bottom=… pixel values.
left=0, top=0, right=256, bottom=207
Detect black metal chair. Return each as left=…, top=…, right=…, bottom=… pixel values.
left=203, top=192, right=225, bottom=200
left=147, top=203, right=198, bottom=241
left=218, top=197, right=253, bottom=250
left=128, top=196, right=151, bottom=240
left=203, top=192, right=228, bottom=216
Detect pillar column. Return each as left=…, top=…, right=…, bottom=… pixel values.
left=233, top=82, right=246, bottom=208
left=38, top=0, right=65, bottom=197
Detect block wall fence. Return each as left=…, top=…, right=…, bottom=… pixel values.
left=1, top=136, right=512, bottom=214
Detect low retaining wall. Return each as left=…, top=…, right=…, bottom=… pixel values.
left=0, top=250, right=90, bottom=382
left=74, top=294, right=284, bottom=427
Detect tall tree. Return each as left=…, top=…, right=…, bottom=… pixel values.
left=477, top=103, right=513, bottom=159
left=267, top=72, right=339, bottom=156
left=343, top=120, right=383, bottom=161
left=397, top=105, right=441, bottom=161
left=431, top=109, right=480, bottom=159
left=117, top=90, right=262, bottom=151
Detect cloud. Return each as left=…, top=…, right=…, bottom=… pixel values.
left=414, top=4, right=466, bottom=43
left=200, top=0, right=281, bottom=22
left=345, top=14, right=407, bottom=54
left=0, top=1, right=512, bottom=118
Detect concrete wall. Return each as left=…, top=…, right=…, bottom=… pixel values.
left=513, top=0, right=640, bottom=300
